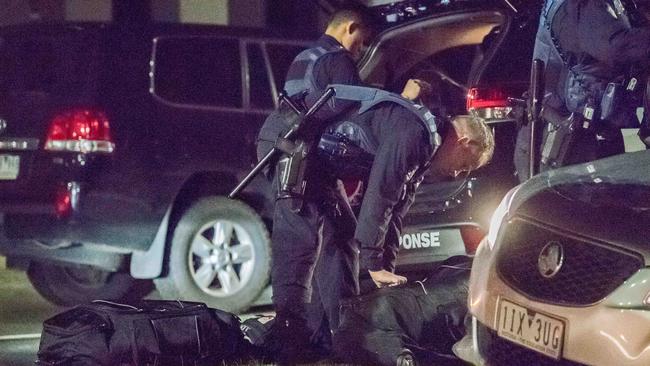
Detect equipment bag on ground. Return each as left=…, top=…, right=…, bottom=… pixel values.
left=36, top=299, right=249, bottom=366
left=333, top=258, right=471, bottom=366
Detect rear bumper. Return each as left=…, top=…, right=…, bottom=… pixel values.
left=0, top=216, right=128, bottom=271
left=0, top=187, right=163, bottom=252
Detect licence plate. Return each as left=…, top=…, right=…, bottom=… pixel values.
left=497, top=298, right=565, bottom=359
left=0, top=154, right=19, bottom=180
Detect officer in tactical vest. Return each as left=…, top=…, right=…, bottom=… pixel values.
left=255, top=7, right=433, bottom=363
left=515, top=0, right=650, bottom=181
left=259, top=88, right=494, bottom=365
left=318, top=91, right=494, bottom=366
left=320, top=85, right=494, bottom=290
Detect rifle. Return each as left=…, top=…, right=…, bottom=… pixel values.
left=228, top=87, right=336, bottom=200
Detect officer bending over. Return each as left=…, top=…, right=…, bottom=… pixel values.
left=516, top=0, right=650, bottom=181
left=274, top=85, right=494, bottom=364
left=323, top=89, right=494, bottom=289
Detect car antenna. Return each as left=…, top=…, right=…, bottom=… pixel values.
left=502, top=0, right=518, bottom=13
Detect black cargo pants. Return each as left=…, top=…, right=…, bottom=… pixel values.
left=257, top=110, right=359, bottom=339
left=271, top=190, right=359, bottom=335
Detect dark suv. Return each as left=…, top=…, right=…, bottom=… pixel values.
left=0, top=23, right=309, bottom=312
left=0, top=0, right=539, bottom=313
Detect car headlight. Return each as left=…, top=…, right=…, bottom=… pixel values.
left=486, top=186, right=521, bottom=250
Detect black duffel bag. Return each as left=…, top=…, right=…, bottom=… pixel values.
left=36, top=299, right=249, bottom=366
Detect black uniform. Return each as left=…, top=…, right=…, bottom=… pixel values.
left=256, top=34, right=364, bottom=359
left=347, top=104, right=433, bottom=281
left=262, top=102, right=433, bottom=356
left=257, top=34, right=437, bottom=362
left=515, top=0, right=650, bottom=181
left=316, top=80, right=444, bottom=293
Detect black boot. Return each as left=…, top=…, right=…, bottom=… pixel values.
left=268, top=313, right=324, bottom=365
left=396, top=348, right=417, bottom=366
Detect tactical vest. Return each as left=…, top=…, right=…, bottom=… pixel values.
left=532, top=0, right=567, bottom=109
left=331, top=84, right=442, bottom=151
left=283, top=43, right=346, bottom=112
left=317, top=84, right=442, bottom=179
left=536, top=0, right=642, bottom=125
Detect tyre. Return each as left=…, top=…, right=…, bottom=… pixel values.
left=27, top=261, right=152, bottom=306
left=154, top=196, right=271, bottom=314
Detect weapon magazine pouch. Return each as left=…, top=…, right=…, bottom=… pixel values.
left=601, top=82, right=624, bottom=121
left=317, top=119, right=376, bottom=179
left=564, top=68, right=608, bottom=118
left=275, top=146, right=308, bottom=201
left=317, top=132, right=373, bottom=179
left=540, top=110, right=579, bottom=168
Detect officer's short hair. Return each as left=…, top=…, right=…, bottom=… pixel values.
left=328, top=6, right=374, bottom=31
left=451, top=115, right=495, bottom=169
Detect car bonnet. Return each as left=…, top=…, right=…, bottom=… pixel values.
left=509, top=150, right=650, bottom=215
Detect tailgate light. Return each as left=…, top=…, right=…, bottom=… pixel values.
left=45, top=109, right=115, bottom=153
left=466, top=87, right=512, bottom=120
left=460, top=226, right=485, bottom=254
left=54, top=182, right=80, bottom=218
left=54, top=185, right=72, bottom=218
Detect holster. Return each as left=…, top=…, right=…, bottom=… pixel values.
left=275, top=137, right=310, bottom=212
left=540, top=107, right=582, bottom=169
left=332, top=179, right=358, bottom=237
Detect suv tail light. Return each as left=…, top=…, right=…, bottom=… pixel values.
left=45, top=109, right=115, bottom=153
left=466, top=87, right=512, bottom=120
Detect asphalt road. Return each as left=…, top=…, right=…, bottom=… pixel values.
left=0, top=258, right=273, bottom=366
left=0, top=265, right=58, bottom=366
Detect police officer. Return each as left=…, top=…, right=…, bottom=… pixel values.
left=515, top=0, right=650, bottom=181
left=315, top=87, right=494, bottom=365
left=256, top=7, right=432, bottom=364
left=321, top=87, right=494, bottom=291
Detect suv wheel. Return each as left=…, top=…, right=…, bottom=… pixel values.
left=155, top=196, right=271, bottom=314
left=27, top=262, right=152, bottom=306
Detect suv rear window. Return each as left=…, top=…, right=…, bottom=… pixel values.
left=153, top=37, right=242, bottom=108
left=478, top=19, right=537, bottom=85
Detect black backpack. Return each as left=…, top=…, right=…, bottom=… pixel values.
left=36, top=300, right=250, bottom=366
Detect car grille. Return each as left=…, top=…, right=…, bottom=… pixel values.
left=477, top=323, right=585, bottom=366
left=496, top=218, right=643, bottom=306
